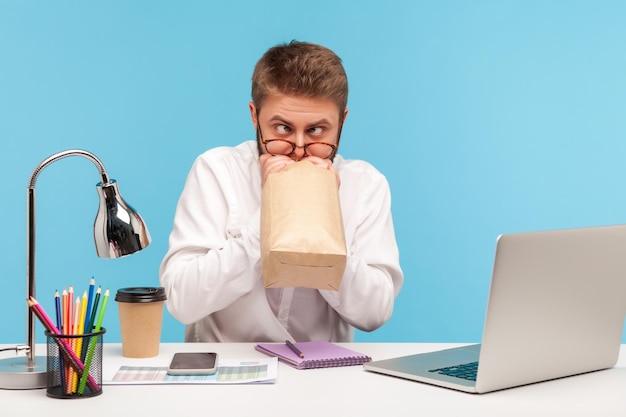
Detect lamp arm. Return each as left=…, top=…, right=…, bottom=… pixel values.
left=28, top=149, right=110, bottom=189
left=26, top=149, right=110, bottom=366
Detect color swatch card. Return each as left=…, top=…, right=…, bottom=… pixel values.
left=104, top=358, right=278, bottom=385
left=255, top=340, right=371, bottom=370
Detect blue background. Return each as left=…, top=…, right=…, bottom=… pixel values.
left=1, top=1, right=625, bottom=345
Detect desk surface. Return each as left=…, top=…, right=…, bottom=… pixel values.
left=1, top=343, right=625, bottom=416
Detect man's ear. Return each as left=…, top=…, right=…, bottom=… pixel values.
left=249, top=101, right=258, bottom=128
left=342, top=107, right=349, bottom=124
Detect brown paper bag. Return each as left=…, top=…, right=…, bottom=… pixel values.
left=261, top=160, right=347, bottom=290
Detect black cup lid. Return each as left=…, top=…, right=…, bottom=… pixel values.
left=115, top=287, right=167, bottom=303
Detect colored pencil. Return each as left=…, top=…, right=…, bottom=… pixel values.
left=73, top=297, right=81, bottom=335
left=69, top=296, right=81, bottom=391
left=81, top=286, right=101, bottom=361
left=27, top=297, right=100, bottom=392
left=94, top=288, right=109, bottom=332
left=79, top=291, right=88, bottom=333
left=54, top=290, right=66, bottom=390
left=77, top=288, right=109, bottom=394
left=68, top=285, right=74, bottom=335
left=62, top=288, right=68, bottom=334
left=77, top=292, right=87, bottom=356
left=54, top=291, right=62, bottom=330
left=61, top=287, right=70, bottom=393
left=83, top=277, right=96, bottom=333
left=72, top=295, right=86, bottom=393
left=68, top=295, right=78, bottom=394
left=86, top=286, right=101, bottom=334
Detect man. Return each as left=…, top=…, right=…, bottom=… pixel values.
left=159, top=41, right=403, bottom=342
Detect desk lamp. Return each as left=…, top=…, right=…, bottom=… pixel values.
left=0, top=149, right=151, bottom=389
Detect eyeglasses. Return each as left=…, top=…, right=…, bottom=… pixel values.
left=257, top=124, right=339, bottom=160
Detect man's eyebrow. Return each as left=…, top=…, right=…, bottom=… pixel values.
left=307, top=118, right=332, bottom=126
left=268, top=116, right=292, bottom=124
left=267, top=116, right=333, bottom=126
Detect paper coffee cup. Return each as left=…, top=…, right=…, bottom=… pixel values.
left=115, top=287, right=167, bottom=358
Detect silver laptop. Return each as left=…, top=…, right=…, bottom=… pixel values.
left=364, top=224, right=626, bottom=393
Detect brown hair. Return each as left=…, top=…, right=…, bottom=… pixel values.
left=251, top=41, right=348, bottom=116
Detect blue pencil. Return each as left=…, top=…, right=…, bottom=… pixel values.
left=84, top=278, right=95, bottom=329
left=86, top=286, right=101, bottom=334
left=54, top=290, right=62, bottom=330
left=81, top=286, right=101, bottom=361
left=54, top=290, right=67, bottom=391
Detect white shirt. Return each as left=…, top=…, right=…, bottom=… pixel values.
left=159, top=140, right=403, bottom=342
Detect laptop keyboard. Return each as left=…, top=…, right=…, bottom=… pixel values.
left=428, top=361, right=478, bottom=381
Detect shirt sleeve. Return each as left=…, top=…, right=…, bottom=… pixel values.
left=319, top=166, right=404, bottom=332
left=159, top=151, right=263, bottom=324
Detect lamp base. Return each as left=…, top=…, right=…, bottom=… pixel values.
left=0, top=355, right=47, bottom=389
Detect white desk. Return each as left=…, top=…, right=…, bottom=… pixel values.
left=1, top=343, right=625, bottom=416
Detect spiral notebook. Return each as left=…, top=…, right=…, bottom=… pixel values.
left=255, top=341, right=372, bottom=370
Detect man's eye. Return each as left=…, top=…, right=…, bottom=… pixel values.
left=309, top=126, right=324, bottom=135
left=276, top=124, right=291, bottom=134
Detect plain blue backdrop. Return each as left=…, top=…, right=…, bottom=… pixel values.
left=1, top=1, right=625, bottom=345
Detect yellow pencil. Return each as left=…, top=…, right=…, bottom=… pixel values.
left=76, top=291, right=88, bottom=355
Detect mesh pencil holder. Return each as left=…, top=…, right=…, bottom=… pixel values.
left=45, top=328, right=106, bottom=398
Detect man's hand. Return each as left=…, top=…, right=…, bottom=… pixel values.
left=260, top=154, right=295, bottom=187
left=304, top=156, right=341, bottom=188
left=260, top=154, right=340, bottom=188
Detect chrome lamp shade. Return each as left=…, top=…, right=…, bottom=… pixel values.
left=95, top=179, right=151, bottom=258
left=0, top=149, right=150, bottom=390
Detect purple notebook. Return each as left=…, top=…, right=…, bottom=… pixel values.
left=255, top=341, right=372, bottom=370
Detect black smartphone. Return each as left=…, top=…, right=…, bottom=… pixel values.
left=166, top=352, right=219, bottom=376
